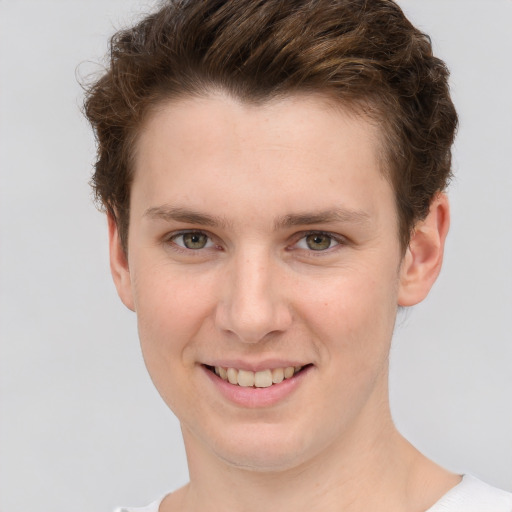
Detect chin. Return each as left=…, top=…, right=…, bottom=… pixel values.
left=216, top=446, right=306, bottom=473
left=205, top=423, right=317, bottom=473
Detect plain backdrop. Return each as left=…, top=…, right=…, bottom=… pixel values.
left=0, top=1, right=511, bottom=511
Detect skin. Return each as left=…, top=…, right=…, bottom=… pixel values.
left=109, top=92, right=458, bottom=512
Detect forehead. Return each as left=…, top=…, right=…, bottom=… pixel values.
left=131, top=92, right=393, bottom=227
left=138, top=92, right=383, bottom=150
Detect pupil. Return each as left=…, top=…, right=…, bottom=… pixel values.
left=307, top=233, right=331, bottom=251
left=184, top=232, right=207, bottom=249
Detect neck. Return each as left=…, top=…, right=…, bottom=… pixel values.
left=165, top=380, right=459, bottom=512
left=186, top=426, right=407, bottom=512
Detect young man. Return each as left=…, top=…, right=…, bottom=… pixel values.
left=84, top=1, right=512, bottom=511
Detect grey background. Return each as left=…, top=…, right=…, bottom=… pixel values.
left=0, top=1, right=510, bottom=511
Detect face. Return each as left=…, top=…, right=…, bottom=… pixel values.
left=112, top=93, right=418, bottom=471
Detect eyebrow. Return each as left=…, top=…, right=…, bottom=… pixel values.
left=144, top=205, right=231, bottom=229
left=273, top=208, right=370, bottom=230
left=144, top=205, right=370, bottom=230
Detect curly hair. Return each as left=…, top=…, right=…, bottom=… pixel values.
left=84, top=0, right=458, bottom=253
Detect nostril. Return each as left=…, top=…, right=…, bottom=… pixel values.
left=213, top=266, right=292, bottom=343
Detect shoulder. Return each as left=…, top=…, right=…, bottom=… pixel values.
left=112, top=477, right=512, bottom=512
left=113, top=495, right=165, bottom=512
left=426, top=475, right=512, bottom=512
left=114, top=485, right=185, bottom=512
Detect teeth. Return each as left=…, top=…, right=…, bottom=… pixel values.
left=237, top=369, right=255, bottom=387
left=227, top=367, right=238, bottom=385
left=212, top=365, right=303, bottom=387
left=254, top=369, right=273, bottom=388
left=284, top=366, right=295, bottom=379
left=271, top=367, right=284, bottom=384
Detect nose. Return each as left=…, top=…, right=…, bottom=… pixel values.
left=215, top=248, right=292, bottom=343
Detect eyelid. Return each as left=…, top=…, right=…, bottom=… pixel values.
left=162, top=229, right=346, bottom=253
left=165, top=229, right=218, bottom=251
left=290, top=230, right=347, bottom=251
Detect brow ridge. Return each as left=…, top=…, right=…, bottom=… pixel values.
left=144, top=205, right=230, bottom=229
left=144, top=205, right=369, bottom=230
left=274, top=208, right=370, bottom=230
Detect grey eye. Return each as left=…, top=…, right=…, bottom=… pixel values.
left=178, top=232, right=210, bottom=249
left=305, top=233, right=334, bottom=251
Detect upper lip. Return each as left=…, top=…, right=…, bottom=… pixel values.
left=202, top=359, right=310, bottom=372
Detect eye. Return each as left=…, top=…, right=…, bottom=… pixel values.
left=171, top=231, right=214, bottom=250
left=295, top=232, right=340, bottom=251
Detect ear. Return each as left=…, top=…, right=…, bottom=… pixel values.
left=108, top=213, right=135, bottom=311
left=398, top=193, right=450, bottom=307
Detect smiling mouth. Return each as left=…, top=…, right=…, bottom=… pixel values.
left=205, top=365, right=310, bottom=388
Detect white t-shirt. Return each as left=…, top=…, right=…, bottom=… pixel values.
left=425, top=475, right=512, bottom=512
left=115, top=475, right=512, bottom=512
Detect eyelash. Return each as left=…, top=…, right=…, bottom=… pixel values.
left=164, top=230, right=346, bottom=254
left=291, top=230, right=345, bottom=253
left=165, top=230, right=218, bottom=254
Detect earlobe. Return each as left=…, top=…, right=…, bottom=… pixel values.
left=398, top=193, right=450, bottom=307
left=107, top=213, right=135, bottom=311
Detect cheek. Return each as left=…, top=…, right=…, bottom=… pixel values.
left=132, top=266, right=215, bottom=366
left=296, top=265, right=399, bottom=364
left=131, top=268, right=215, bottom=413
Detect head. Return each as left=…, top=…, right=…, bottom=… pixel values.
left=84, top=0, right=457, bottom=255
left=84, top=0, right=457, bottom=473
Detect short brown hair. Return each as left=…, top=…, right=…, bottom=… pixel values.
left=84, top=0, right=458, bottom=253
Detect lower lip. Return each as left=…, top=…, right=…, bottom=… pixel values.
left=202, top=365, right=312, bottom=408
